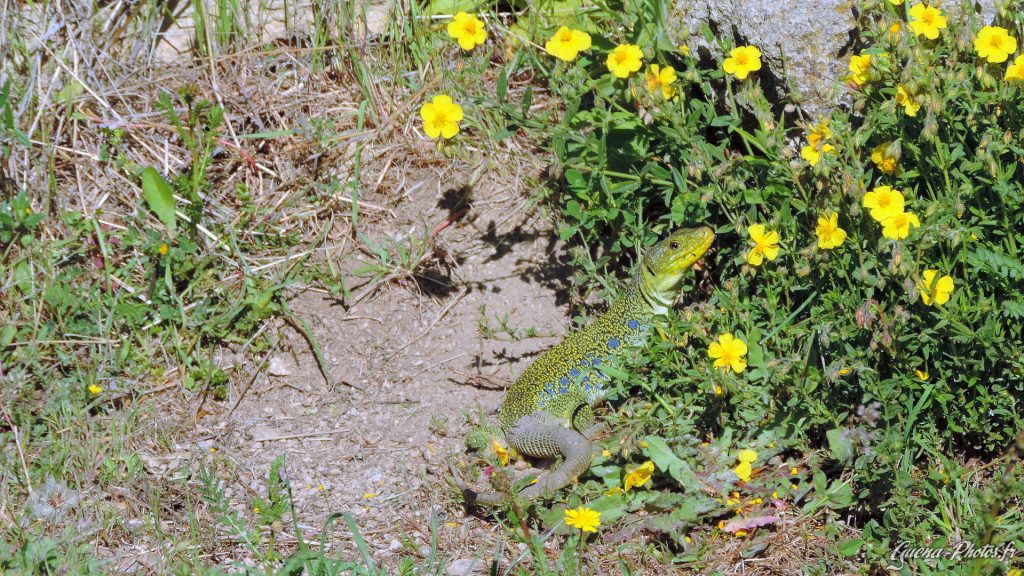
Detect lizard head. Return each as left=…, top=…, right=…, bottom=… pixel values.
left=640, top=226, right=715, bottom=300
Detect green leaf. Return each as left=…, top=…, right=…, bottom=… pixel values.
left=497, top=68, right=508, bottom=103
left=0, top=325, right=15, bottom=347
left=824, top=479, right=855, bottom=509
left=140, top=167, right=177, bottom=236
left=423, top=0, right=483, bottom=15
left=643, top=436, right=698, bottom=490
left=826, top=428, right=853, bottom=463
left=839, top=538, right=865, bottom=557
left=520, top=86, right=533, bottom=117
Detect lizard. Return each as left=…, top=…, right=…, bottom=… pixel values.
left=459, top=226, right=715, bottom=505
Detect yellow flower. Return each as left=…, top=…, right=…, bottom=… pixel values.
left=889, top=22, right=902, bottom=37
left=564, top=506, right=601, bottom=533
left=490, top=438, right=509, bottom=466
left=862, top=185, right=905, bottom=222
left=646, top=64, right=678, bottom=99
left=806, top=121, right=831, bottom=148
left=363, top=492, right=378, bottom=499
left=419, top=95, right=463, bottom=139
left=871, top=142, right=899, bottom=174
left=915, top=369, right=929, bottom=381
left=790, top=467, right=799, bottom=475
left=713, top=384, right=724, bottom=396
left=253, top=506, right=260, bottom=514
left=881, top=211, right=920, bottom=240
left=746, top=224, right=780, bottom=266
left=158, top=243, right=169, bottom=256
left=848, top=53, right=875, bottom=85
left=446, top=12, right=487, bottom=51
left=801, top=123, right=836, bottom=166
left=708, top=333, right=748, bottom=373
left=678, top=44, right=691, bottom=56
left=624, top=460, right=655, bottom=491
left=1005, top=55, right=1024, bottom=83
left=544, top=27, right=592, bottom=62
left=895, top=85, right=921, bottom=116
left=738, top=449, right=758, bottom=463
left=606, top=44, right=644, bottom=78
left=734, top=461, right=753, bottom=482
left=815, top=212, right=847, bottom=250
left=801, top=143, right=836, bottom=166
left=917, top=269, right=955, bottom=306
left=907, top=3, right=947, bottom=40
left=602, top=449, right=611, bottom=458
left=88, top=384, right=102, bottom=395
left=723, top=45, right=762, bottom=79
left=975, top=26, right=1017, bottom=64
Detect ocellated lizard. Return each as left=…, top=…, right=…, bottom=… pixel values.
left=460, top=226, right=715, bottom=505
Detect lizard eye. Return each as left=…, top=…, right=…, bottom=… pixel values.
left=670, top=241, right=679, bottom=249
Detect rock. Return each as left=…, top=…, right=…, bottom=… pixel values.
left=268, top=356, right=293, bottom=376
left=671, top=0, right=997, bottom=117
left=248, top=425, right=280, bottom=442
left=446, top=558, right=487, bottom=576
left=365, top=2, right=391, bottom=36
left=671, top=0, right=855, bottom=118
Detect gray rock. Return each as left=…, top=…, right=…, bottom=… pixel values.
left=447, top=558, right=487, bottom=576
left=671, top=0, right=855, bottom=118
left=671, top=0, right=997, bottom=117
left=268, top=356, right=293, bottom=376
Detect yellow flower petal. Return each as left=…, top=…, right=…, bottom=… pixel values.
left=624, top=460, right=655, bottom=491
left=733, top=461, right=753, bottom=482
left=863, top=186, right=905, bottom=222
left=975, top=26, right=1017, bottom=64
left=446, top=12, right=487, bottom=51
left=419, top=95, right=463, bottom=140
left=907, top=3, right=947, bottom=40
left=708, top=333, right=747, bottom=373
left=1006, top=55, right=1024, bottom=83
left=816, top=212, right=847, bottom=250
left=607, top=44, right=644, bottom=78
left=723, top=45, right=762, bottom=79
left=564, top=506, right=601, bottom=532
left=545, top=27, right=592, bottom=61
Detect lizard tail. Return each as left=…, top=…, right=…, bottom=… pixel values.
left=461, top=418, right=594, bottom=506
left=508, top=422, right=593, bottom=501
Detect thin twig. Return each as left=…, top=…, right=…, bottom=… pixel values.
left=225, top=347, right=275, bottom=420
left=253, top=428, right=351, bottom=443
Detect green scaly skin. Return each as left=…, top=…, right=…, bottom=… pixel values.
left=462, top=227, right=715, bottom=505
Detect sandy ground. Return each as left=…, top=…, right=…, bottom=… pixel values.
left=127, top=150, right=588, bottom=571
